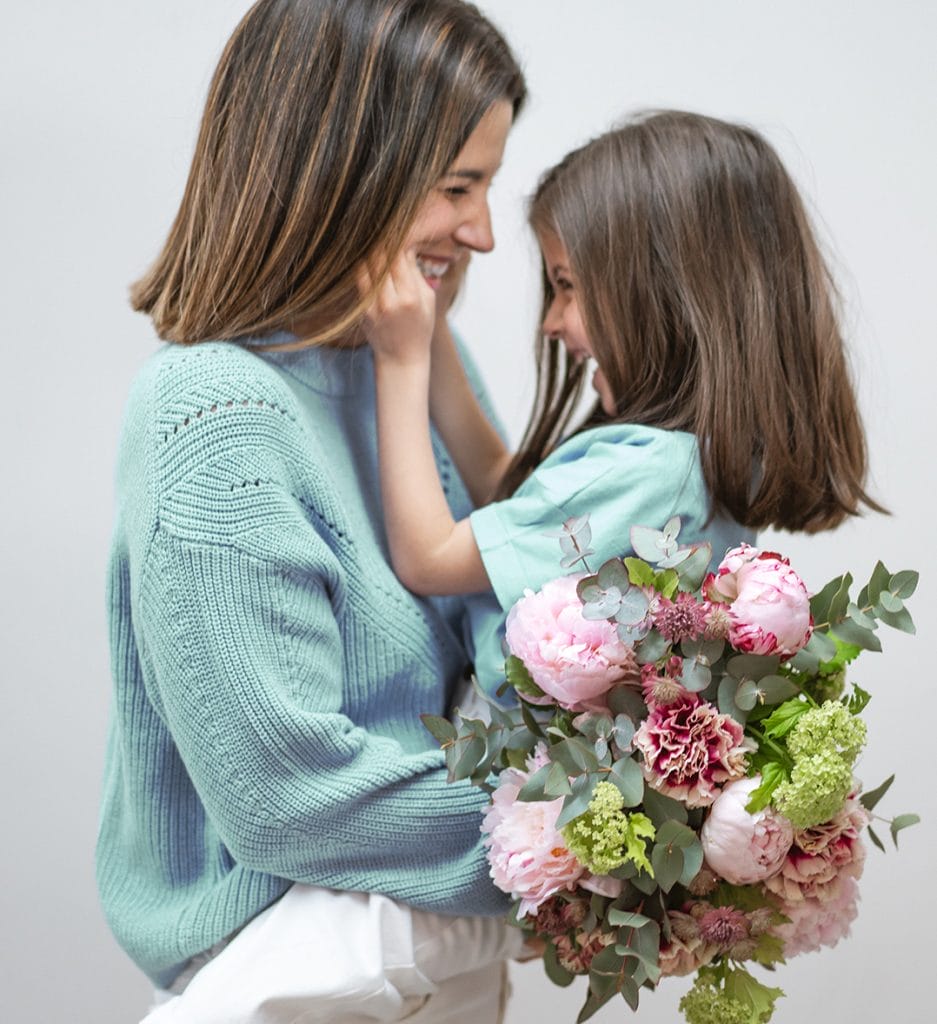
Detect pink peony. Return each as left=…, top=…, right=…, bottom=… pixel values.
left=481, top=767, right=584, bottom=917
left=706, top=544, right=812, bottom=658
left=634, top=696, right=753, bottom=807
left=701, top=776, right=794, bottom=884
left=505, top=574, right=640, bottom=710
left=773, top=876, right=860, bottom=957
left=763, top=795, right=868, bottom=903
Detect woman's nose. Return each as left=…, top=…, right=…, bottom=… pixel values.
left=542, top=303, right=562, bottom=339
left=454, top=200, right=495, bottom=253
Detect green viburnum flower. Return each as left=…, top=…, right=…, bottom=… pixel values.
left=679, top=979, right=752, bottom=1024
left=561, top=781, right=656, bottom=876
left=773, top=751, right=853, bottom=829
left=786, top=700, right=867, bottom=764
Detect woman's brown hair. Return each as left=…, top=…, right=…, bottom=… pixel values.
left=131, top=0, right=525, bottom=345
left=499, top=110, right=883, bottom=533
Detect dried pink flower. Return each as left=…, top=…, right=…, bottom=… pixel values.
left=530, top=894, right=589, bottom=937
left=653, top=592, right=708, bottom=643
left=634, top=696, right=753, bottom=807
left=641, top=657, right=693, bottom=707
left=773, top=876, right=860, bottom=957
left=697, top=906, right=750, bottom=949
left=505, top=574, right=640, bottom=711
left=659, top=910, right=717, bottom=977
left=481, top=767, right=584, bottom=917
left=763, top=796, right=868, bottom=903
left=554, top=928, right=615, bottom=974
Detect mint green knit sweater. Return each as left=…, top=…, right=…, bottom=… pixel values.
left=97, top=336, right=507, bottom=988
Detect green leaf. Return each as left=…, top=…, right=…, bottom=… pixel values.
left=551, top=737, right=598, bottom=774
left=519, top=701, right=545, bottom=738
left=654, top=820, right=698, bottom=848
left=556, top=772, right=599, bottom=828
left=607, top=686, right=647, bottom=720
left=517, top=763, right=551, bottom=802
left=804, top=630, right=838, bottom=661
left=723, top=964, right=785, bottom=1023
left=867, top=824, right=886, bottom=852
left=844, top=684, right=872, bottom=716
left=860, top=773, right=895, bottom=812
left=877, top=590, right=903, bottom=613
left=624, top=557, right=657, bottom=588
left=597, top=557, right=630, bottom=591
left=446, top=733, right=487, bottom=781
left=745, top=761, right=788, bottom=813
left=420, top=714, right=457, bottom=745
left=858, top=561, right=891, bottom=608
left=876, top=604, right=916, bottom=634
left=608, top=756, right=644, bottom=807
left=678, top=836, right=704, bottom=886
left=642, top=786, right=688, bottom=827
left=542, top=941, right=576, bottom=988
left=682, top=638, right=726, bottom=664
left=756, top=675, right=801, bottom=704
left=682, top=657, right=712, bottom=692
left=576, top=989, right=616, bottom=1023
left=830, top=618, right=882, bottom=652
left=847, top=602, right=877, bottom=631
left=614, top=586, right=650, bottom=626
left=890, top=813, right=921, bottom=848
left=656, top=568, right=681, bottom=599
left=675, top=543, right=713, bottom=592
left=762, top=699, right=810, bottom=740
left=506, top=656, right=546, bottom=699
left=544, top=760, right=573, bottom=797
left=735, top=678, right=761, bottom=711
left=810, top=574, right=848, bottom=624
left=651, top=842, right=683, bottom=892
left=726, top=654, right=782, bottom=681
left=889, top=570, right=919, bottom=600
left=633, top=630, right=671, bottom=665
left=607, top=909, right=652, bottom=928
left=787, top=644, right=820, bottom=673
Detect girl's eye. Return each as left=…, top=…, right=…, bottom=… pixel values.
left=443, top=186, right=470, bottom=197
left=555, top=277, right=574, bottom=291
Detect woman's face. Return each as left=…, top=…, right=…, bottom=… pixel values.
left=405, top=100, right=514, bottom=289
left=538, top=230, right=617, bottom=416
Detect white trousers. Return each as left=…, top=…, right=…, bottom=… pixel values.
left=141, top=885, right=521, bottom=1024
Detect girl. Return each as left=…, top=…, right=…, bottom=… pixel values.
left=369, top=110, right=881, bottom=695
left=98, top=1, right=531, bottom=1022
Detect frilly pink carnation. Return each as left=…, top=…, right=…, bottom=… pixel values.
left=763, top=795, right=869, bottom=903
left=505, top=574, right=639, bottom=710
left=634, top=696, right=753, bottom=807
left=701, top=776, right=794, bottom=884
left=706, top=544, right=812, bottom=658
left=481, top=767, right=584, bottom=917
left=773, top=876, right=860, bottom=957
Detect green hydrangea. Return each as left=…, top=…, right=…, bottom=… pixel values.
left=773, top=751, right=853, bottom=829
left=561, top=781, right=656, bottom=876
left=786, top=700, right=867, bottom=764
left=679, top=980, right=751, bottom=1024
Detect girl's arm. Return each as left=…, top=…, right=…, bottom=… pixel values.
left=427, top=259, right=511, bottom=506
left=366, top=251, right=492, bottom=595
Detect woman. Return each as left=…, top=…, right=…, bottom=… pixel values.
left=96, top=1, right=527, bottom=1020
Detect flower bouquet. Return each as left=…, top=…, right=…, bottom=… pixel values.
left=423, top=517, right=919, bottom=1023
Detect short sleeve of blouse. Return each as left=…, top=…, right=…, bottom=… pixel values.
left=469, top=424, right=707, bottom=612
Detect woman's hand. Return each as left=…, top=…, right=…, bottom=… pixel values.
left=360, top=249, right=435, bottom=365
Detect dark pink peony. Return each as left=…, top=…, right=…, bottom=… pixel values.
left=634, top=696, right=753, bottom=807
left=706, top=544, right=812, bottom=658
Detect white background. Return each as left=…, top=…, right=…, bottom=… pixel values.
left=1, top=2, right=934, bottom=1020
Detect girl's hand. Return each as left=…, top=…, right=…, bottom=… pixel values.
left=433, top=251, right=471, bottom=328
left=360, top=249, right=435, bottom=365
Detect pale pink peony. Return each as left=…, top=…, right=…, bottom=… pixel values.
left=701, top=776, right=794, bottom=884
left=505, top=574, right=640, bottom=710
left=634, top=696, right=753, bottom=807
left=763, top=795, right=868, bottom=903
left=481, top=767, right=584, bottom=917
left=706, top=544, right=812, bottom=658
left=773, top=876, right=860, bottom=957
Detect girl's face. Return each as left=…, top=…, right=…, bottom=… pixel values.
left=405, top=100, right=514, bottom=289
left=538, top=230, right=617, bottom=416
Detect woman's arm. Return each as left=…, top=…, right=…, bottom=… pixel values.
left=366, top=252, right=493, bottom=595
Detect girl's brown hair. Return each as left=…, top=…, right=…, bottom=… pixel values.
left=499, top=110, right=882, bottom=533
left=131, top=0, right=525, bottom=345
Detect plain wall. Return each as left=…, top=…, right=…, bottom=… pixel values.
left=1, top=1, right=934, bottom=1020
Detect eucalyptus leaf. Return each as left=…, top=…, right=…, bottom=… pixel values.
left=890, top=813, right=921, bottom=848
left=756, top=674, right=800, bottom=703
left=607, top=909, right=652, bottom=928
left=634, top=630, right=671, bottom=665
left=846, top=602, right=877, bottom=630
left=556, top=773, right=599, bottom=828
left=542, top=942, right=576, bottom=988
left=581, top=587, right=623, bottom=620
left=611, top=714, right=635, bottom=752
left=681, top=657, right=712, bottom=692
left=607, top=686, right=647, bottom=720
left=830, top=617, right=882, bottom=652
left=867, top=824, right=885, bottom=853
left=517, top=763, right=551, bottom=802
left=561, top=546, right=594, bottom=569
left=617, top=620, right=650, bottom=644
left=675, top=543, right=713, bottom=592
left=576, top=989, right=616, bottom=1023
left=804, top=630, right=838, bottom=661
left=544, top=760, right=573, bottom=798
left=889, top=570, right=919, bottom=600
left=788, top=644, right=820, bottom=673
left=420, top=714, right=457, bottom=745
left=642, top=786, right=688, bottom=827
left=809, top=575, right=846, bottom=624
left=449, top=734, right=487, bottom=781
left=597, top=558, right=631, bottom=591
left=614, top=587, right=651, bottom=626
left=826, top=572, right=853, bottom=624
left=878, top=591, right=903, bottom=614
left=631, top=521, right=681, bottom=563
left=726, top=654, right=781, bottom=681
left=735, top=678, right=760, bottom=711
left=876, top=604, right=916, bottom=634
left=577, top=579, right=603, bottom=604
left=655, top=820, right=697, bottom=848
left=679, top=837, right=705, bottom=886
left=858, top=561, right=891, bottom=608
left=608, top=757, right=644, bottom=807
left=859, top=774, right=895, bottom=812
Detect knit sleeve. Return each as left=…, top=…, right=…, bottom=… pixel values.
left=131, top=346, right=506, bottom=915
